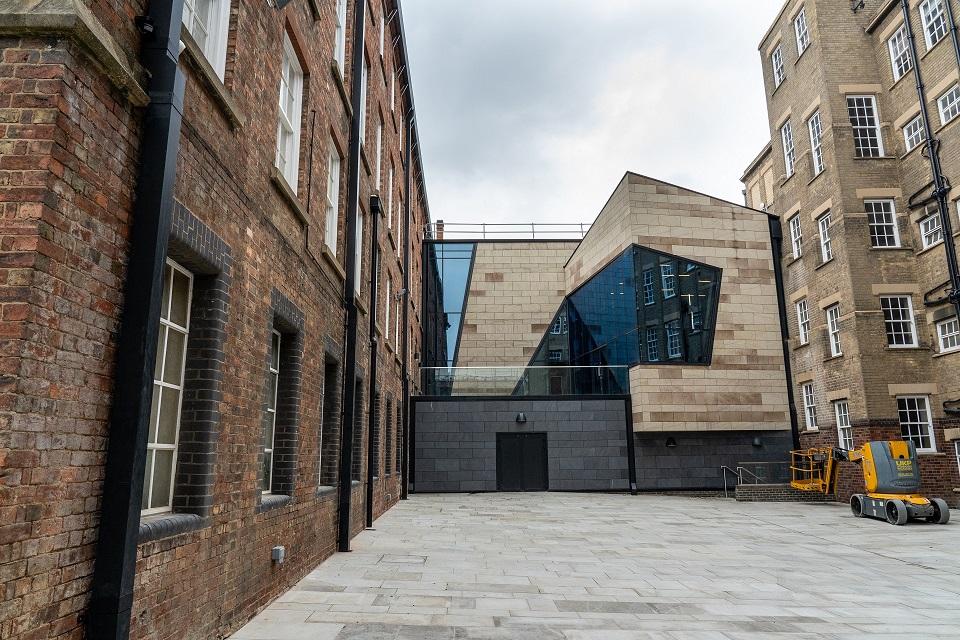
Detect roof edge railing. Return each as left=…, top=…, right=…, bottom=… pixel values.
left=424, top=221, right=591, bottom=240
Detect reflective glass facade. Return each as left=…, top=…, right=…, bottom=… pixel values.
left=423, top=242, right=475, bottom=370
left=523, top=245, right=721, bottom=395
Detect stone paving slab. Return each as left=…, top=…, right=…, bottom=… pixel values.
left=230, top=493, right=960, bottom=639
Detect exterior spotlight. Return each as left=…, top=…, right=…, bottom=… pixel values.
left=516, top=412, right=527, bottom=424
left=665, top=437, right=677, bottom=448
left=752, top=437, right=763, bottom=448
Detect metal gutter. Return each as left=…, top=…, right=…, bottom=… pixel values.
left=400, top=110, right=412, bottom=500
left=86, top=1, right=185, bottom=637
left=767, top=216, right=801, bottom=450
left=365, top=195, right=381, bottom=528
left=899, top=0, right=960, bottom=321
left=336, top=0, right=367, bottom=553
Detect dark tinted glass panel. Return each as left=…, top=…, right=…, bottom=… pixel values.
left=423, top=242, right=475, bottom=370
left=521, top=244, right=721, bottom=395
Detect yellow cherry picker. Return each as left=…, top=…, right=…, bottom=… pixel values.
left=790, top=440, right=950, bottom=525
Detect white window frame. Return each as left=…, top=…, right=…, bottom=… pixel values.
left=865, top=199, right=901, bottom=248
left=374, top=119, right=383, bottom=190
left=262, top=330, right=281, bottom=494
left=660, top=263, right=676, bottom=299
left=781, top=120, right=796, bottom=177
left=772, top=44, right=786, bottom=87
left=880, top=295, right=918, bottom=348
left=937, top=84, right=960, bottom=125
left=920, top=0, right=948, bottom=51
left=897, top=395, right=936, bottom=453
left=643, top=269, right=655, bottom=305
left=646, top=328, right=659, bottom=362
left=936, top=316, right=960, bottom=353
left=846, top=95, right=884, bottom=158
left=276, top=34, right=304, bottom=193
left=378, top=6, right=385, bottom=57
left=391, top=73, right=396, bottom=112
left=802, top=382, right=818, bottom=430
left=325, top=144, right=341, bottom=254
left=808, top=111, right=824, bottom=176
left=334, top=0, right=347, bottom=72
left=789, top=215, right=802, bottom=259
left=955, top=440, right=960, bottom=475
left=143, top=259, right=193, bottom=515
left=796, top=299, right=810, bottom=345
left=794, top=7, right=810, bottom=55
left=354, top=211, right=364, bottom=295
left=395, top=298, right=401, bottom=347
left=550, top=315, right=568, bottom=335
left=835, top=400, right=853, bottom=450
left=359, top=57, right=369, bottom=144
left=920, top=209, right=944, bottom=249
left=888, top=24, right=913, bottom=82
left=387, top=163, right=394, bottom=231
left=903, top=114, right=926, bottom=152
left=818, top=212, right=833, bottom=263
left=548, top=349, right=563, bottom=363
left=182, top=0, right=231, bottom=80
left=384, top=275, right=391, bottom=340
left=666, top=321, right=682, bottom=359
left=826, top=304, right=842, bottom=357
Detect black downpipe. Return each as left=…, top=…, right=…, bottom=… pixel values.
left=901, top=0, right=960, bottom=320
left=400, top=112, right=413, bottom=500
left=768, top=216, right=801, bottom=450
left=86, top=2, right=186, bottom=638
left=365, top=195, right=381, bottom=528
left=336, top=0, right=367, bottom=553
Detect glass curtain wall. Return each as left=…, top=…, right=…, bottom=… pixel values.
left=423, top=242, right=476, bottom=394
left=522, top=245, right=721, bottom=395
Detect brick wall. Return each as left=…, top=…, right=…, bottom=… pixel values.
left=0, top=0, right=429, bottom=638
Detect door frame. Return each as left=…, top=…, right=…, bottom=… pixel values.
left=495, top=431, right=549, bottom=492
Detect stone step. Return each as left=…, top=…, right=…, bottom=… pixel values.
left=735, top=483, right=837, bottom=503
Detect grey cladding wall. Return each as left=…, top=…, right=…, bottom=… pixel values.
left=413, top=398, right=630, bottom=492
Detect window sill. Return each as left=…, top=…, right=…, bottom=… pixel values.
left=256, top=493, right=292, bottom=514
left=180, top=30, right=246, bottom=130
left=869, top=246, right=911, bottom=251
left=270, top=168, right=308, bottom=226
left=933, top=348, right=960, bottom=358
left=306, top=0, right=321, bottom=19
left=807, top=169, right=825, bottom=187
left=331, top=61, right=353, bottom=118
left=900, top=140, right=924, bottom=161
left=919, top=35, right=948, bottom=61
left=823, top=353, right=843, bottom=362
left=771, top=80, right=785, bottom=98
left=780, top=171, right=796, bottom=188
left=357, top=296, right=368, bottom=316
left=889, top=68, right=914, bottom=93
left=918, top=451, right=945, bottom=457
left=138, top=512, right=206, bottom=544
left=786, top=254, right=803, bottom=268
left=794, top=45, right=810, bottom=66
left=885, top=346, right=924, bottom=351
left=321, top=245, right=346, bottom=282
left=793, top=340, right=810, bottom=351
left=935, top=115, right=960, bottom=136
left=804, top=428, right=820, bottom=433
left=852, top=155, right=898, bottom=161
left=814, top=257, right=834, bottom=271
left=316, top=485, right=337, bottom=499
left=917, top=240, right=944, bottom=256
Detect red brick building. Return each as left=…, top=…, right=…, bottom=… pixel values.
left=0, top=0, right=429, bottom=638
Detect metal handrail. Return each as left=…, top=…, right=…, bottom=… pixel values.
left=736, top=466, right=764, bottom=485
left=424, top=222, right=591, bottom=240
left=720, top=465, right=740, bottom=498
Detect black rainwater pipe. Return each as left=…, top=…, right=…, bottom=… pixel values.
left=901, top=0, right=960, bottom=320
left=365, top=195, right=381, bottom=528
left=768, top=216, right=800, bottom=450
left=86, top=2, right=185, bottom=638
left=336, top=0, right=367, bottom=553
left=400, top=110, right=413, bottom=500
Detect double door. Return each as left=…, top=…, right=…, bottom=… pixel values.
left=496, top=432, right=548, bottom=491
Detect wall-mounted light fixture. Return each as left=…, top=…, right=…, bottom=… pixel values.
left=752, top=437, right=763, bottom=448
left=516, top=412, right=527, bottom=424
left=665, top=437, right=677, bottom=448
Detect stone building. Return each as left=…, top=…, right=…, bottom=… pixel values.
left=741, top=0, right=960, bottom=501
left=414, top=173, right=794, bottom=493
left=0, top=0, right=428, bottom=639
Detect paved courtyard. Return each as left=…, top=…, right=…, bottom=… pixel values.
left=231, top=493, right=960, bottom=639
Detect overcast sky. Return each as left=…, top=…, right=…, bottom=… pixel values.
left=402, top=0, right=783, bottom=227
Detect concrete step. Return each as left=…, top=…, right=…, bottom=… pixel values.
left=735, top=483, right=837, bottom=503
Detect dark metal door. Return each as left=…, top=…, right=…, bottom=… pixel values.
left=496, top=432, right=548, bottom=491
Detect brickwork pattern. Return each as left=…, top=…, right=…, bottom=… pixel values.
left=413, top=399, right=630, bottom=492
left=566, top=173, right=790, bottom=434
left=743, top=0, right=960, bottom=505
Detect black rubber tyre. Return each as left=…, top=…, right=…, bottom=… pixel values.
left=929, top=498, right=951, bottom=525
left=885, top=499, right=908, bottom=525
left=850, top=494, right=865, bottom=518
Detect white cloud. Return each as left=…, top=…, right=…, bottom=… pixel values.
left=402, top=0, right=783, bottom=226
